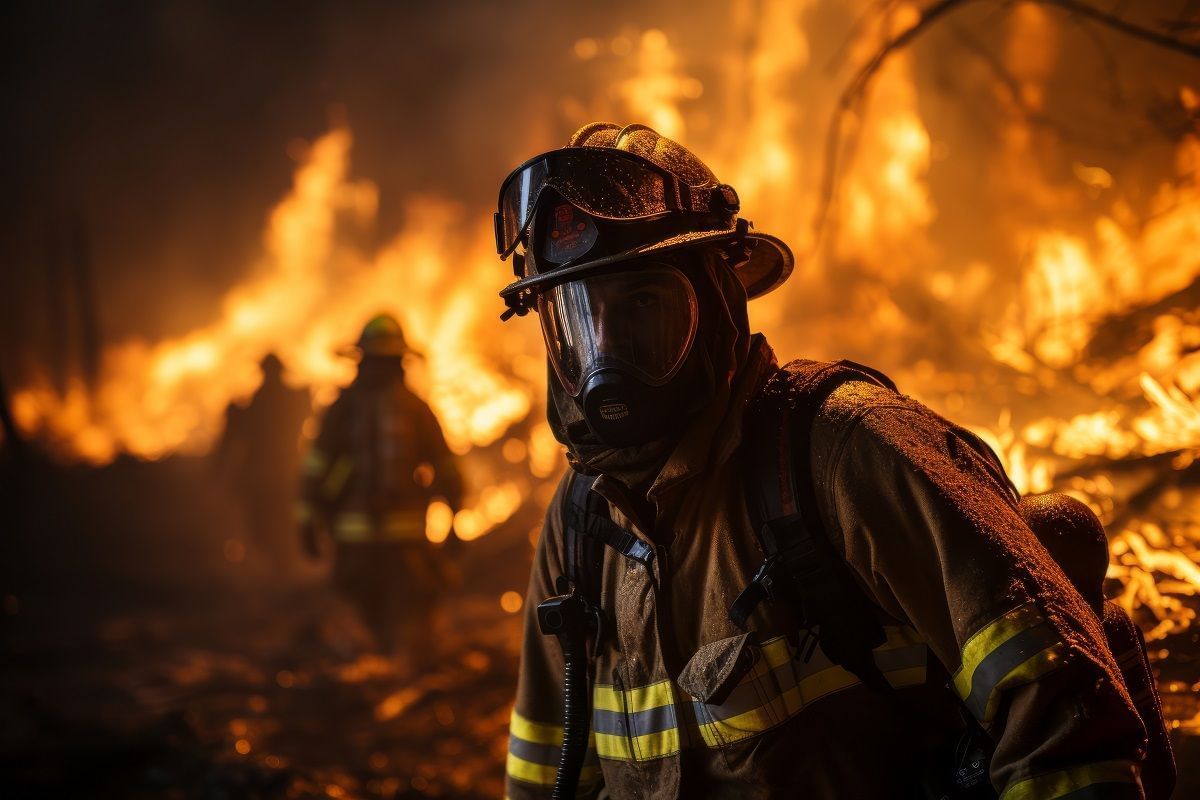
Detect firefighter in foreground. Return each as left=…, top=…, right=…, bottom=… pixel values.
left=496, top=123, right=1174, bottom=799
left=298, top=314, right=463, bottom=658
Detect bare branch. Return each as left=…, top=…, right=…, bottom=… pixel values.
left=810, top=0, right=1200, bottom=260
left=1040, top=0, right=1200, bottom=60
left=813, top=0, right=969, bottom=257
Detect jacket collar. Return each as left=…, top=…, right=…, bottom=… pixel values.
left=594, top=334, right=777, bottom=521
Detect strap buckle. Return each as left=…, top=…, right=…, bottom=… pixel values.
left=728, top=556, right=780, bottom=630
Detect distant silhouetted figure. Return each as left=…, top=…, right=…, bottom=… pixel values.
left=297, top=315, right=463, bottom=659
left=214, top=354, right=310, bottom=568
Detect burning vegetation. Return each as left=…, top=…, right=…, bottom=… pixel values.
left=3, top=0, right=1200, bottom=797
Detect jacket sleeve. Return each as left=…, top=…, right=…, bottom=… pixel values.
left=506, top=471, right=603, bottom=800
left=819, top=393, right=1149, bottom=799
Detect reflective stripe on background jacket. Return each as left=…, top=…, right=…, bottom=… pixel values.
left=507, top=336, right=1148, bottom=800
left=298, top=375, right=461, bottom=543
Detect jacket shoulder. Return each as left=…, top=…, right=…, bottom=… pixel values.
left=760, top=357, right=909, bottom=427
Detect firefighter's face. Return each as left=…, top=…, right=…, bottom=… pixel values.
left=534, top=258, right=702, bottom=447
left=536, top=261, right=699, bottom=398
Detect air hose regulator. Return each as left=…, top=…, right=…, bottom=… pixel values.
left=537, top=576, right=602, bottom=800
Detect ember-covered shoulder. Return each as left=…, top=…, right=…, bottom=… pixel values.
left=808, top=378, right=920, bottom=498
left=814, top=384, right=1018, bottom=519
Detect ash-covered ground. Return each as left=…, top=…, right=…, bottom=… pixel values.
left=1, top=448, right=1198, bottom=798
left=0, top=450, right=534, bottom=799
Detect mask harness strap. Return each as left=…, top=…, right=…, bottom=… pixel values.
left=538, top=473, right=653, bottom=800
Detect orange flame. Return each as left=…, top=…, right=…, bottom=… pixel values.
left=11, top=4, right=1200, bottom=643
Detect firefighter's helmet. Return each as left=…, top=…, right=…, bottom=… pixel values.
left=495, top=122, right=794, bottom=318
left=354, top=314, right=413, bottom=358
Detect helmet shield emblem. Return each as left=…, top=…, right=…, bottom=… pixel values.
left=541, top=202, right=599, bottom=265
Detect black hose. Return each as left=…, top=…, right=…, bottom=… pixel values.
left=538, top=590, right=594, bottom=800
left=552, top=644, right=591, bottom=800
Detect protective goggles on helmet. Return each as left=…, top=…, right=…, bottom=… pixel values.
left=537, top=262, right=699, bottom=396
left=494, top=146, right=739, bottom=261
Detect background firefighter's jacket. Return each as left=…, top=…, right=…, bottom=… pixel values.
left=506, top=337, right=1151, bottom=800
left=298, top=369, right=462, bottom=543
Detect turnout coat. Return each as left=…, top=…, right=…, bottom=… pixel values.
left=506, top=336, right=1148, bottom=800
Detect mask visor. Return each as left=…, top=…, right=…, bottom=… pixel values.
left=537, top=264, right=699, bottom=396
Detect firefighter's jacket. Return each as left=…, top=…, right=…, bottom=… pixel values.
left=507, top=336, right=1148, bottom=799
left=299, top=372, right=462, bottom=543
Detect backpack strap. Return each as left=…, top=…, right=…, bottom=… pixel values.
left=730, top=359, right=896, bottom=693
left=559, top=471, right=655, bottom=652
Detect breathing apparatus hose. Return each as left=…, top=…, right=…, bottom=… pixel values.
left=537, top=590, right=593, bottom=800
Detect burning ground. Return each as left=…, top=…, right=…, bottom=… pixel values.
left=3, top=0, right=1200, bottom=797
left=0, top=449, right=542, bottom=798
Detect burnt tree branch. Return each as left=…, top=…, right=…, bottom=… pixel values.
left=1040, top=0, right=1200, bottom=61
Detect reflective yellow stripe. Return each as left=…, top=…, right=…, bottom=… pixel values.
left=301, top=449, right=327, bottom=477
left=506, top=711, right=599, bottom=787
left=592, top=729, right=679, bottom=761
left=953, top=603, right=1067, bottom=724
left=694, top=628, right=927, bottom=748
left=587, top=628, right=929, bottom=759
left=593, top=680, right=673, bottom=712
left=505, top=752, right=556, bottom=786
left=332, top=512, right=425, bottom=542
left=954, top=603, right=1042, bottom=696
left=1000, top=760, right=1139, bottom=800
left=509, top=710, right=564, bottom=745
left=321, top=456, right=353, bottom=499
left=333, top=513, right=372, bottom=541
left=593, top=731, right=632, bottom=760
left=382, top=514, right=425, bottom=540
left=592, top=680, right=679, bottom=761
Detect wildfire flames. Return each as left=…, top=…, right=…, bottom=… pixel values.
left=10, top=0, right=1200, bottom=687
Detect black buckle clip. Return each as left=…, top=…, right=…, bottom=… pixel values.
left=538, top=580, right=604, bottom=653
left=728, top=556, right=779, bottom=630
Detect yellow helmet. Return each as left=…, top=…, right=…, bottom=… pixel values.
left=354, top=313, right=412, bottom=357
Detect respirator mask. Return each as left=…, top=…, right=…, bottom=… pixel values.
left=538, top=259, right=701, bottom=447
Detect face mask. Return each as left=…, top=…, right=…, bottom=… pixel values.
left=537, top=262, right=700, bottom=447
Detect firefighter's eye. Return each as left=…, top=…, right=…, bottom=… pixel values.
left=629, top=290, right=661, bottom=310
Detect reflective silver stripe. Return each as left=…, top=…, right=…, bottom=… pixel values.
left=507, top=737, right=599, bottom=770
left=592, top=703, right=676, bottom=738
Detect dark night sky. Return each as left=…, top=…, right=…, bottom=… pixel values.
left=1, top=1, right=1195, bottom=389
left=0, top=0, right=684, bottom=378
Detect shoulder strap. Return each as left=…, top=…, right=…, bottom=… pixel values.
left=730, top=359, right=895, bottom=693
left=561, top=472, right=654, bottom=604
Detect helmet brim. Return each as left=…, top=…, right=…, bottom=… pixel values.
left=338, top=344, right=424, bottom=359
left=500, top=227, right=793, bottom=304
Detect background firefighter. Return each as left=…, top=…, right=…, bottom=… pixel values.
left=298, top=314, right=464, bottom=658
left=497, top=123, right=1172, bottom=799
left=213, top=353, right=310, bottom=568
